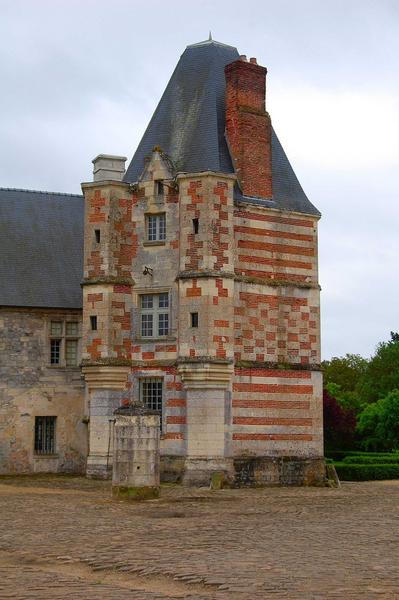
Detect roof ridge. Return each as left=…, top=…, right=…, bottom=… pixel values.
left=0, top=187, right=83, bottom=198
left=186, top=38, right=237, bottom=50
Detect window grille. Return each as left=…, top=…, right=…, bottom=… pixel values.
left=50, top=339, right=61, bottom=364
left=140, top=378, right=163, bottom=430
left=35, top=416, right=56, bottom=454
left=146, top=213, right=166, bottom=242
left=140, top=293, right=169, bottom=337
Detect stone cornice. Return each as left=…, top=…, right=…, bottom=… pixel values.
left=81, top=180, right=130, bottom=191
left=81, top=277, right=135, bottom=287
left=234, top=274, right=320, bottom=290
left=81, top=365, right=131, bottom=390
left=177, top=360, right=234, bottom=388
left=176, top=171, right=236, bottom=182
left=235, top=360, right=322, bottom=372
left=81, top=358, right=131, bottom=367
left=177, top=270, right=235, bottom=280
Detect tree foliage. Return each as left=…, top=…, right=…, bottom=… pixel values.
left=323, top=333, right=399, bottom=451
left=323, top=388, right=356, bottom=451
left=322, top=353, right=368, bottom=392
left=357, top=389, right=399, bottom=451
left=357, top=334, right=399, bottom=404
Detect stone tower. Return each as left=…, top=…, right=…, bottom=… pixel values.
left=81, top=39, right=324, bottom=485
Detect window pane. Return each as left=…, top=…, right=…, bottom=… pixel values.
left=50, top=321, right=62, bottom=336
left=50, top=339, right=61, bottom=364
left=141, top=295, right=153, bottom=309
left=66, top=322, right=78, bottom=336
left=158, top=292, right=169, bottom=308
left=141, top=378, right=163, bottom=430
left=65, top=339, right=78, bottom=366
left=141, top=314, right=153, bottom=337
left=147, top=215, right=157, bottom=241
left=158, top=313, right=169, bottom=336
left=35, top=416, right=56, bottom=454
left=158, top=213, right=166, bottom=240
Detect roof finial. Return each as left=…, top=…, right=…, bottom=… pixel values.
left=209, top=31, right=212, bottom=41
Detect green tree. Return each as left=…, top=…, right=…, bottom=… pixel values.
left=322, top=354, right=368, bottom=391
left=357, top=334, right=399, bottom=404
left=322, top=354, right=367, bottom=414
left=357, top=389, right=399, bottom=451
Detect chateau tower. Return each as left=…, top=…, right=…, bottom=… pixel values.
left=81, top=39, right=324, bottom=485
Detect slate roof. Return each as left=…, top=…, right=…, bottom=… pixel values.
left=0, top=188, right=83, bottom=308
left=124, top=38, right=320, bottom=216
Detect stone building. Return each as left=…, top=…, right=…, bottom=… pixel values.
left=0, top=189, right=86, bottom=473
left=0, top=38, right=323, bottom=485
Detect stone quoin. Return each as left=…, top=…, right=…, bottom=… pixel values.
left=0, top=37, right=323, bottom=485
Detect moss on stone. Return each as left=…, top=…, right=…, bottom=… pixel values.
left=112, top=485, right=160, bottom=501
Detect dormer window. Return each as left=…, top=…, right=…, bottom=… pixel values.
left=146, top=213, right=166, bottom=242
left=155, top=180, right=164, bottom=197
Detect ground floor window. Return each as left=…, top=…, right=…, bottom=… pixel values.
left=34, top=416, right=57, bottom=455
left=140, top=378, right=163, bottom=430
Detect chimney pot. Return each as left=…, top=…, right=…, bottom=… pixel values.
left=250, top=57, right=257, bottom=64
left=92, top=154, right=127, bottom=182
left=239, top=55, right=247, bottom=61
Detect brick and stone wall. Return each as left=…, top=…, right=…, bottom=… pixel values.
left=0, top=308, right=86, bottom=474
left=81, top=149, right=323, bottom=483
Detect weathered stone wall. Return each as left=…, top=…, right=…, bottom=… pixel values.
left=0, top=308, right=86, bottom=474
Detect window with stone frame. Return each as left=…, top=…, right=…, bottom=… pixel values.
left=140, top=293, right=169, bottom=338
left=140, top=378, right=163, bottom=431
left=146, top=213, right=166, bottom=242
left=49, top=319, right=80, bottom=367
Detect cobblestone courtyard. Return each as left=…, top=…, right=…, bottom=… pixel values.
left=0, top=477, right=398, bottom=599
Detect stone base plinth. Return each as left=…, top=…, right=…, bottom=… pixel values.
left=112, top=485, right=159, bottom=501
left=233, top=456, right=326, bottom=487
left=182, top=457, right=234, bottom=487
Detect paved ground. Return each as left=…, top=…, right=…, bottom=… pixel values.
left=0, top=476, right=398, bottom=599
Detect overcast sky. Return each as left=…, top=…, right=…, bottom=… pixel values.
left=0, top=0, right=398, bottom=360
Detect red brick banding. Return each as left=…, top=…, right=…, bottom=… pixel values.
left=233, top=433, right=313, bottom=441
left=233, top=383, right=313, bottom=394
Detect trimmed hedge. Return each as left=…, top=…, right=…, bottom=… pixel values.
left=334, top=462, right=399, bottom=481
left=342, top=455, right=399, bottom=465
left=326, top=450, right=399, bottom=461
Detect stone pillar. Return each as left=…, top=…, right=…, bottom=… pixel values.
left=83, top=366, right=131, bottom=478
left=112, top=406, right=160, bottom=501
left=178, top=362, right=234, bottom=486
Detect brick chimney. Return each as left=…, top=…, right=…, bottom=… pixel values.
left=225, top=56, right=272, bottom=199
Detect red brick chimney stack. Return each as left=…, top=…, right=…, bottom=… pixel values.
left=225, top=55, right=272, bottom=199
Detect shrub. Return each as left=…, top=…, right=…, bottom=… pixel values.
left=342, top=455, right=399, bottom=465
left=334, top=462, right=399, bottom=481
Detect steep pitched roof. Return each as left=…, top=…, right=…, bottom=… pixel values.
left=124, top=39, right=319, bottom=217
left=0, top=188, right=83, bottom=309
